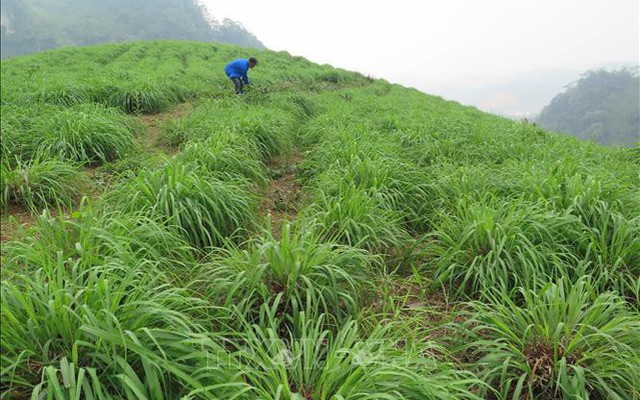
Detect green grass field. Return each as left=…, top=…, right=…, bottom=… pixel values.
left=1, top=40, right=638, bottom=399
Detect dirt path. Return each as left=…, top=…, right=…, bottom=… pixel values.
left=135, top=102, right=195, bottom=155
left=260, top=151, right=305, bottom=239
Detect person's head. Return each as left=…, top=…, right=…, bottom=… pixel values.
left=249, top=57, right=258, bottom=68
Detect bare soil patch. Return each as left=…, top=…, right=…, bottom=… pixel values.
left=0, top=206, right=36, bottom=243
left=135, top=102, right=195, bottom=155
left=260, top=151, right=304, bottom=239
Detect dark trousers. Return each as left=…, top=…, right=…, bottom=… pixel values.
left=231, top=77, right=245, bottom=94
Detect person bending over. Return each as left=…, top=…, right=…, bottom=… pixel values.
left=224, top=57, right=257, bottom=94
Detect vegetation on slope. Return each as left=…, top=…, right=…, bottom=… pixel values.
left=537, top=67, right=640, bottom=146
left=1, top=40, right=638, bottom=399
left=0, top=0, right=264, bottom=58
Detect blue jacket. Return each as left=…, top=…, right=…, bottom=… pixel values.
left=224, top=59, right=250, bottom=84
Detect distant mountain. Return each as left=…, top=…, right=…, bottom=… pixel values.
left=425, top=62, right=638, bottom=119
left=0, top=0, right=264, bottom=59
left=427, top=69, right=583, bottom=119
left=536, top=67, right=639, bottom=147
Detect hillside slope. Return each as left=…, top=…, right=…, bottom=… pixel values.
left=0, top=0, right=264, bottom=58
left=1, top=41, right=639, bottom=399
left=537, top=68, right=640, bottom=146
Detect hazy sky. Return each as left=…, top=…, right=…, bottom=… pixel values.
left=201, top=0, right=639, bottom=113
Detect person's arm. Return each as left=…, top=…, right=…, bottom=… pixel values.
left=242, top=60, right=250, bottom=84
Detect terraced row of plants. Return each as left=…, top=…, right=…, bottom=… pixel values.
left=296, top=87, right=640, bottom=399
left=1, top=40, right=638, bottom=399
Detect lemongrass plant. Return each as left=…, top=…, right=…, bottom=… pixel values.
left=1, top=258, right=243, bottom=399
left=233, top=308, right=482, bottom=400
left=202, top=222, right=372, bottom=327
left=427, top=194, right=575, bottom=295
left=0, top=156, right=87, bottom=213
left=107, top=160, right=257, bottom=249
left=456, top=278, right=640, bottom=399
left=32, top=104, right=137, bottom=164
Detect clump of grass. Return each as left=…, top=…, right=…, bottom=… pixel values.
left=425, top=162, right=496, bottom=210
left=533, top=167, right=606, bottom=211
left=3, top=206, right=195, bottom=273
left=106, top=82, right=175, bottom=114
left=303, top=125, right=398, bottom=177
left=572, top=200, right=640, bottom=269
left=455, top=278, right=640, bottom=399
left=222, top=106, right=294, bottom=161
left=427, top=195, right=573, bottom=295
left=0, top=156, right=87, bottom=213
left=205, top=222, right=371, bottom=326
left=569, top=200, right=640, bottom=296
left=95, top=151, right=161, bottom=182
left=158, top=98, right=294, bottom=162
left=303, top=185, right=409, bottom=254
left=33, top=82, right=94, bottom=106
left=235, top=310, right=482, bottom=399
left=266, top=92, right=320, bottom=121
left=175, top=139, right=267, bottom=186
left=109, top=161, right=257, bottom=249
left=287, top=93, right=319, bottom=119
left=159, top=100, right=229, bottom=147
left=313, top=154, right=434, bottom=232
left=0, top=259, right=242, bottom=399
left=162, top=100, right=294, bottom=159
left=32, top=104, right=137, bottom=164
left=1, top=104, right=57, bottom=161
